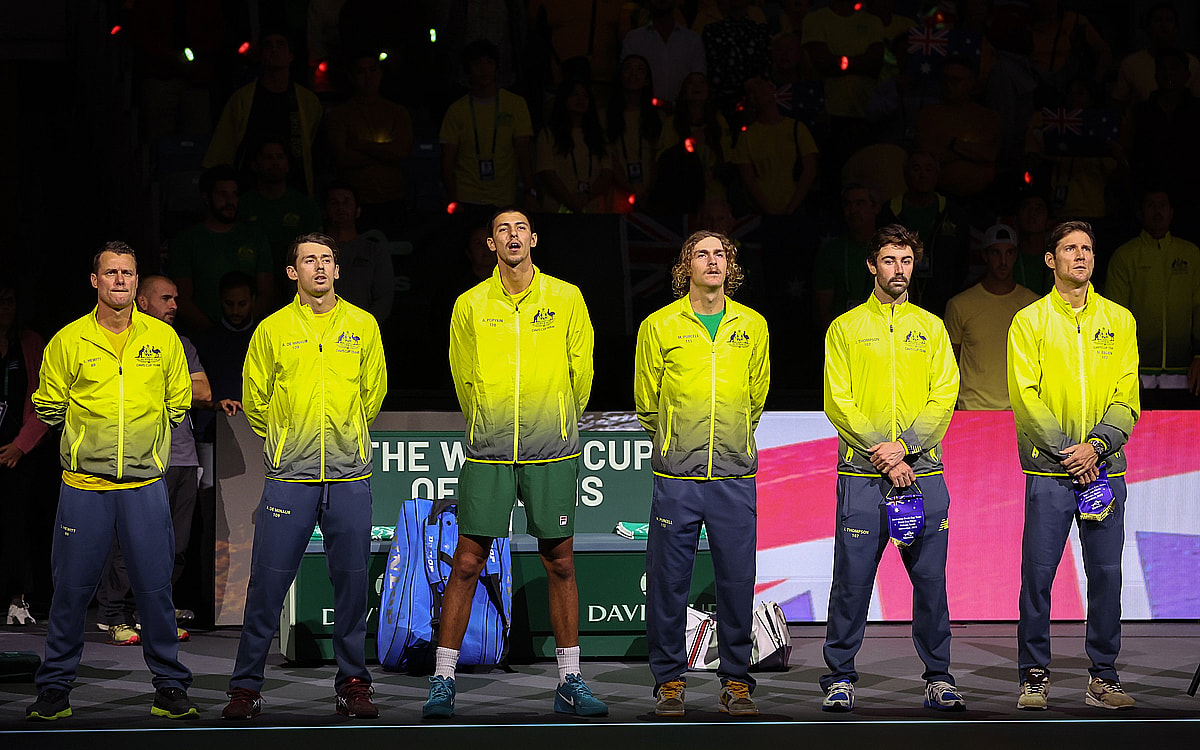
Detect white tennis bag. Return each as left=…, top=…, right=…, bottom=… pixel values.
left=684, top=601, right=792, bottom=671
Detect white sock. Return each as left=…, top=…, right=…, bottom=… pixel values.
left=556, top=645, right=580, bottom=684
left=434, top=647, right=459, bottom=679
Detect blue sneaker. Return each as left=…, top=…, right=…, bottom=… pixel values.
left=422, top=675, right=455, bottom=718
left=924, top=680, right=966, bottom=711
left=554, top=673, right=609, bottom=716
left=822, top=680, right=854, bottom=712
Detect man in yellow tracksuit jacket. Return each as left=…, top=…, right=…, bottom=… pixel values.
left=223, top=233, right=386, bottom=721
left=1105, top=188, right=1200, bottom=402
left=1008, top=220, right=1140, bottom=711
left=424, top=208, right=606, bottom=719
left=28, top=242, right=196, bottom=721
left=634, top=230, right=770, bottom=718
left=821, top=224, right=964, bottom=713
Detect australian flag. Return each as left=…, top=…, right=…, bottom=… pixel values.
left=775, top=80, right=825, bottom=133
left=905, top=26, right=982, bottom=80
left=1042, top=107, right=1119, bottom=157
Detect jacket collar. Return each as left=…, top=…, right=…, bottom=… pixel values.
left=1047, top=282, right=1095, bottom=317
left=673, top=294, right=742, bottom=323
left=864, top=288, right=911, bottom=319
left=489, top=264, right=541, bottom=306
left=1140, top=229, right=1173, bottom=245
left=81, top=305, right=149, bottom=350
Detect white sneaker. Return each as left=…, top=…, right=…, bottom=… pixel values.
left=822, top=680, right=854, bottom=712
left=6, top=601, right=35, bottom=625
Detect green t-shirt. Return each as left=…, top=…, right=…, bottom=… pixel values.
left=239, top=188, right=323, bottom=268
left=168, top=222, right=272, bottom=324
left=695, top=309, right=725, bottom=340
left=813, top=236, right=873, bottom=314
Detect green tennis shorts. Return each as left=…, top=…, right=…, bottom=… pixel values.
left=457, top=457, right=580, bottom=539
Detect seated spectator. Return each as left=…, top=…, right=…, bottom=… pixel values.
left=701, top=0, right=771, bottom=123
left=529, top=0, right=624, bottom=100
left=327, top=53, right=414, bottom=235
left=769, top=31, right=817, bottom=118
left=441, top=0, right=525, bottom=92
left=239, top=139, right=323, bottom=289
left=880, top=150, right=971, bottom=316
left=196, top=271, right=257, bottom=416
left=1106, top=188, right=1200, bottom=402
left=1028, top=0, right=1111, bottom=94
left=867, top=0, right=916, bottom=83
left=691, top=0, right=767, bottom=35
left=733, top=76, right=819, bottom=215
left=696, top=196, right=735, bottom=237
left=914, top=55, right=1001, bottom=200
left=802, top=0, right=884, bottom=173
left=944, top=224, right=1039, bottom=410
left=620, top=0, right=706, bottom=106
left=535, top=72, right=613, bottom=213
left=130, top=0, right=222, bottom=139
left=169, top=165, right=274, bottom=332
left=814, top=183, right=881, bottom=327
left=440, top=39, right=535, bottom=217
left=322, top=182, right=395, bottom=323
left=1122, top=48, right=1200, bottom=225
left=204, top=30, right=322, bottom=196
left=606, top=54, right=664, bottom=211
left=0, top=284, right=48, bottom=626
left=1113, top=2, right=1200, bottom=109
left=1023, top=77, right=1116, bottom=220
left=1011, top=191, right=1053, bottom=296
left=658, top=72, right=734, bottom=203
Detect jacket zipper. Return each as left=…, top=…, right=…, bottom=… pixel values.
left=513, top=298, right=522, bottom=460
left=889, top=304, right=897, bottom=442
left=707, top=319, right=718, bottom=479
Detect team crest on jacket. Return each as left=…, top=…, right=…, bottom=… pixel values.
left=1092, top=327, right=1115, bottom=357
left=902, top=330, right=928, bottom=353
left=134, top=344, right=162, bottom=366
left=531, top=307, right=557, bottom=331
left=334, top=330, right=361, bottom=354
left=727, top=329, right=751, bottom=348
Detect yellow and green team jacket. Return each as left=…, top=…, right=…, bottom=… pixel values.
left=1007, top=285, right=1140, bottom=477
left=450, top=267, right=593, bottom=463
left=33, top=307, right=190, bottom=482
left=243, top=296, right=387, bottom=481
left=634, top=296, right=770, bottom=479
left=824, top=293, right=959, bottom=477
left=1105, top=230, right=1200, bottom=373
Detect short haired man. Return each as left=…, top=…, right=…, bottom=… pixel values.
left=169, top=165, right=274, bottom=332
left=426, top=208, right=605, bottom=718
left=634, top=230, right=770, bottom=717
left=821, top=224, right=963, bottom=712
left=945, top=224, right=1039, bottom=409
left=1008, top=220, right=1140, bottom=711
left=1105, top=189, right=1200, bottom=404
left=321, top=181, right=395, bottom=324
left=28, top=242, right=196, bottom=721
left=814, top=183, right=882, bottom=328
left=222, top=233, right=387, bottom=720
left=97, top=276, right=213, bottom=644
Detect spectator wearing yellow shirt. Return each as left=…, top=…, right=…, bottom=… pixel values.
left=733, top=77, right=819, bottom=215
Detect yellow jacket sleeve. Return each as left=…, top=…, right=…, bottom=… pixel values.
left=448, top=294, right=476, bottom=419
left=633, top=317, right=664, bottom=437
left=360, top=322, right=388, bottom=426
left=32, top=334, right=70, bottom=427
left=568, top=291, right=595, bottom=416
left=242, top=324, right=275, bottom=439
left=823, top=319, right=887, bottom=450
left=1089, top=313, right=1140, bottom=453
left=164, top=335, right=191, bottom=428
left=749, top=322, right=770, bottom=429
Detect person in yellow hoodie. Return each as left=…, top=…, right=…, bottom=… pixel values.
left=27, top=242, right=196, bottom=722
left=1008, top=220, right=1140, bottom=711
left=425, top=208, right=605, bottom=719
left=634, top=230, right=770, bottom=718
left=821, top=224, right=964, bottom=713
left=222, top=233, right=387, bottom=721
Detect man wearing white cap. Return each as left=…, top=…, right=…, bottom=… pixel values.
left=944, top=224, right=1039, bottom=410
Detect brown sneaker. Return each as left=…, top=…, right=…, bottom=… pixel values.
left=1086, top=677, right=1135, bottom=710
left=221, top=688, right=262, bottom=720
left=1017, top=667, right=1050, bottom=710
left=654, top=679, right=686, bottom=717
left=718, top=680, right=759, bottom=717
left=336, top=678, right=379, bottom=718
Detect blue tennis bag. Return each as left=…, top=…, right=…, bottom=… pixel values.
left=377, top=498, right=512, bottom=673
